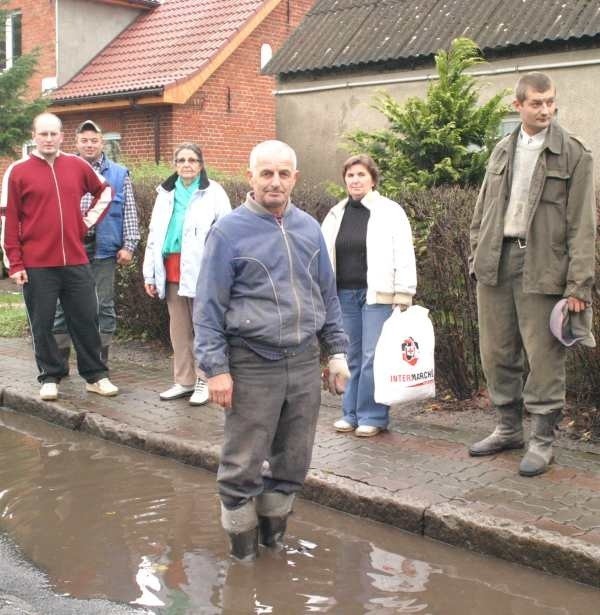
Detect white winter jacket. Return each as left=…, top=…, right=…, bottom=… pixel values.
left=142, top=175, right=231, bottom=299
left=321, top=190, right=417, bottom=305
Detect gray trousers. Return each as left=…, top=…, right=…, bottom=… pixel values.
left=54, top=257, right=116, bottom=348
left=477, top=241, right=565, bottom=416
left=218, top=339, right=321, bottom=509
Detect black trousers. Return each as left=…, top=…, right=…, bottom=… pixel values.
left=23, top=265, right=108, bottom=384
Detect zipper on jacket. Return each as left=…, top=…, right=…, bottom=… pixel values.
left=49, top=162, right=67, bottom=265
left=280, top=224, right=302, bottom=345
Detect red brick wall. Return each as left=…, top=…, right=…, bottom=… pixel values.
left=59, top=106, right=174, bottom=165
left=5, top=0, right=56, bottom=96
left=2, top=0, right=315, bottom=176
left=171, top=0, right=316, bottom=175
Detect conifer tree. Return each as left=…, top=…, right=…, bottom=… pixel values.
left=347, top=38, right=510, bottom=192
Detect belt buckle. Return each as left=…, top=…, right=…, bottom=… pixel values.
left=517, top=237, right=527, bottom=249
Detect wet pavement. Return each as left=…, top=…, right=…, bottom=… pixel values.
left=1, top=336, right=600, bottom=590
left=0, top=408, right=598, bottom=614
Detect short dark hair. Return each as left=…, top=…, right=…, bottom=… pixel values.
left=342, top=154, right=379, bottom=187
left=515, top=72, right=554, bottom=102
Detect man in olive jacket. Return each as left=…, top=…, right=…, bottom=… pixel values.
left=469, top=72, right=596, bottom=477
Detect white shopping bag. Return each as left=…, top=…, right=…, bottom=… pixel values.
left=374, top=305, right=435, bottom=405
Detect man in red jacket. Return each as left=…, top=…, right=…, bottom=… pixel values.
left=1, top=113, right=119, bottom=401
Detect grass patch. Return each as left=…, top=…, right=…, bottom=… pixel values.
left=0, top=306, right=28, bottom=337
left=0, top=291, right=23, bottom=305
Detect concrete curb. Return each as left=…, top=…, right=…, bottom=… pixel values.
left=425, top=501, right=600, bottom=587
left=2, top=385, right=600, bottom=588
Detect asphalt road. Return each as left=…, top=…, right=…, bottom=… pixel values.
left=0, top=534, right=147, bottom=615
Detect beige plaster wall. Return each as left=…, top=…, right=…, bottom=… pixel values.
left=57, top=0, right=142, bottom=86
left=275, top=48, right=600, bottom=189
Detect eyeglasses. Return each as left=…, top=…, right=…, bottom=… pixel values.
left=175, top=157, right=201, bottom=165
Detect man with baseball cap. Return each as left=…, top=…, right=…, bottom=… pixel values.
left=53, top=119, right=140, bottom=368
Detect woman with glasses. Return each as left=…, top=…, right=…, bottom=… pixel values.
left=143, top=143, right=231, bottom=405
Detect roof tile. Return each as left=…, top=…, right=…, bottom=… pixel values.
left=53, top=0, right=269, bottom=101
left=266, top=0, right=600, bottom=75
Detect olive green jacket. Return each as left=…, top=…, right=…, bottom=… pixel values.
left=469, top=121, right=596, bottom=302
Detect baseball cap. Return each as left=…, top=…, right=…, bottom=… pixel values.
left=549, top=298, right=596, bottom=348
left=76, top=119, right=102, bottom=134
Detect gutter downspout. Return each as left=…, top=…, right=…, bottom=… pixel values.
left=273, top=58, right=600, bottom=96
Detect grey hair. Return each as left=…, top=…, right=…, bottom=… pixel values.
left=32, top=112, right=63, bottom=132
left=249, top=140, right=297, bottom=171
left=174, top=142, right=204, bottom=163
left=515, top=72, right=555, bottom=102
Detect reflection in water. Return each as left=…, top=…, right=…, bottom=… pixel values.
left=0, top=407, right=597, bottom=615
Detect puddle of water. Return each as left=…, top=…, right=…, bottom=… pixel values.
left=0, top=407, right=598, bottom=615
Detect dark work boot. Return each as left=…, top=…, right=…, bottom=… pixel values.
left=229, top=528, right=259, bottom=561
left=59, top=347, right=71, bottom=377
left=221, top=501, right=259, bottom=562
left=258, top=515, right=287, bottom=548
left=469, top=405, right=525, bottom=456
left=519, top=411, right=560, bottom=477
left=256, top=492, right=295, bottom=548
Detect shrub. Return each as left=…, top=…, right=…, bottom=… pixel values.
left=114, top=166, right=336, bottom=345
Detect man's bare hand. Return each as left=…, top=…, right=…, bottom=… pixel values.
left=144, top=283, right=158, bottom=298
left=208, top=373, right=233, bottom=409
left=9, top=270, right=28, bottom=285
left=567, top=296, right=587, bottom=313
left=116, top=249, right=133, bottom=266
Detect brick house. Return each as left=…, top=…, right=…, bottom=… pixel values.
left=2, top=0, right=315, bottom=174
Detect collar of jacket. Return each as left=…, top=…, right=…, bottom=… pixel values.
left=331, top=189, right=382, bottom=218
left=243, top=192, right=293, bottom=218
left=503, top=120, right=563, bottom=156
left=30, top=150, right=64, bottom=161
left=160, top=169, right=209, bottom=192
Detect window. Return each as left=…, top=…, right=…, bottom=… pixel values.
left=260, top=43, right=272, bottom=70
left=1, top=12, right=22, bottom=71
left=103, top=132, right=122, bottom=161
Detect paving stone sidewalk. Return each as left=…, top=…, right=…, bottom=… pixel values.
left=1, top=336, right=599, bottom=588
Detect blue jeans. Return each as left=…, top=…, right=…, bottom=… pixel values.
left=338, top=289, right=392, bottom=428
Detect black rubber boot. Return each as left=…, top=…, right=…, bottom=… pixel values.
left=469, top=405, right=525, bottom=456
left=221, top=500, right=259, bottom=561
left=59, top=347, right=71, bottom=376
left=258, top=515, right=287, bottom=548
left=519, top=411, right=560, bottom=477
left=256, top=492, right=295, bottom=548
left=228, top=527, right=259, bottom=562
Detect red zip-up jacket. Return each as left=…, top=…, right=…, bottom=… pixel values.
left=1, top=152, right=113, bottom=275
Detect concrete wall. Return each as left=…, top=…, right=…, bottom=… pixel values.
left=275, top=48, right=600, bottom=188
left=56, top=0, right=142, bottom=85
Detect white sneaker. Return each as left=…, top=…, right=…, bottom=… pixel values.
left=160, top=383, right=194, bottom=400
left=355, top=425, right=381, bottom=437
left=189, top=378, right=209, bottom=406
left=40, top=382, right=58, bottom=401
left=334, top=418, right=356, bottom=433
left=86, top=377, right=119, bottom=397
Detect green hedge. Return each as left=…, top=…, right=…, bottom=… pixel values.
left=115, top=166, right=600, bottom=434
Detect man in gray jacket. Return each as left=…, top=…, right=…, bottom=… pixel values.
left=469, top=72, right=595, bottom=477
left=194, top=140, right=349, bottom=560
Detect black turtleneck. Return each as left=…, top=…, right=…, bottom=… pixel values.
left=335, top=197, right=370, bottom=289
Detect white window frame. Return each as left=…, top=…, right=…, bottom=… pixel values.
left=2, top=12, right=21, bottom=71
